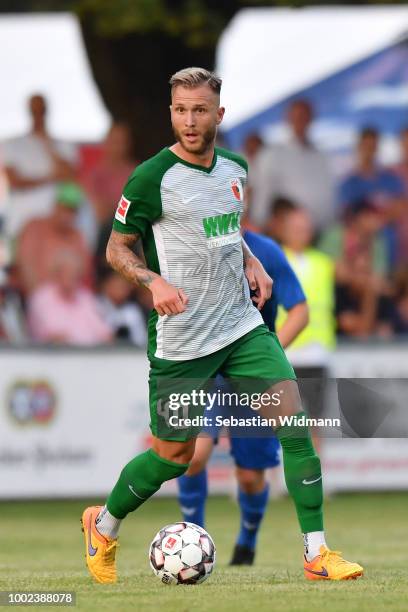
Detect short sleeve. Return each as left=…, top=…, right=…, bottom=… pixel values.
left=112, top=168, right=162, bottom=237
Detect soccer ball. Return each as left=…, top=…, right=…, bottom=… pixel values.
left=149, top=521, right=216, bottom=585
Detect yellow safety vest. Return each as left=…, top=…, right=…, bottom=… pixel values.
left=276, top=247, right=336, bottom=349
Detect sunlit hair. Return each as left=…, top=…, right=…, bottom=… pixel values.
left=169, top=67, right=222, bottom=95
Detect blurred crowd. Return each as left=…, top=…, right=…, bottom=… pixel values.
left=244, top=99, right=408, bottom=349
left=0, top=93, right=407, bottom=347
left=0, top=94, right=148, bottom=346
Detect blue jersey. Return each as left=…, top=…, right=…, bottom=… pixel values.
left=243, top=230, right=306, bottom=330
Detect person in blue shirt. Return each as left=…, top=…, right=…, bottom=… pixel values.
left=178, top=229, right=308, bottom=565
left=338, top=127, right=407, bottom=267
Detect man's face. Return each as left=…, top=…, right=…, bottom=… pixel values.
left=53, top=204, right=77, bottom=231
left=358, top=134, right=378, bottom=163
left=170, top=84, right=224, bottom=155
left=288, top=102, right=312, bottom=140
left=282, top=209, right=313, bottom=250
left=354, top=210, right=381, bottom=235
left=29, top=95, right=46, bottom=122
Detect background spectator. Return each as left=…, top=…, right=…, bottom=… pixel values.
left=319, top=199, right=392, bottom=338
left=250, top=99, right=334, bottom=230
left=242, top=132, right=264, bottom=165
left=0, top=266, right=27, bottom=344
left=98, top=268, right=147, bottom=347
left=16, top=183, right=93, bottom=295
left=390, top=127, right=408, bottom=264
left=264, top=197, right=298, bottom=244
left=318, top=199, right=389, bottom=281
left=276, top=206, right=336, bottom=362
left=28, top=251, right=111, bottom=345
left=83, top=122, right=136, bottom=269
left=388, top=267, right=408, bottom=335
left=338, top=127, right=408, bottom=267
left=2, top=94, right=78, bottom=244
left=334, top=250, right=393, bottom=339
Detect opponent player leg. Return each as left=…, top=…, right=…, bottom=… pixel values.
left=229, top=435, right=280, bottom=565
left=230, top=467, right=267, bottom=565
left=178, top=373, right=227, bottom=527
left=82, top=437, right=194, bottom=584
left=178, top=436, right=214, bottom=527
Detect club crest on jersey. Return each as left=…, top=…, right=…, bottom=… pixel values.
left=230, top=178, right=243, bottom=202
left=115, top=195, right=131, bottom=223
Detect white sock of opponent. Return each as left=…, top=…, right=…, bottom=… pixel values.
left=95, top=506, right=122, bottom=539
left=303, top=531, right=327, bottom=561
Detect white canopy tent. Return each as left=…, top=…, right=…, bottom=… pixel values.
left=0, top=13, right=110, bottom=142
left=217, top=6, right=408, bottom=131
left=2, top=8, right=408, bottom=142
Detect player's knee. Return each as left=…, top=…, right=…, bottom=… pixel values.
left=152, top=438, right=195, bottom=465
left=169, top=446, right=195, bottom=465
left=185, top=437, right=213, bottom=475
left=236, top=468, right=265, bottom=494
left=186, top=456, right=207, bottom=476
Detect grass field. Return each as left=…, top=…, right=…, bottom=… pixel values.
left=1, top=493, right=407, bottom=612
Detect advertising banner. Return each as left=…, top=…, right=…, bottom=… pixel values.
left=1, top=346, right=408, bottom=498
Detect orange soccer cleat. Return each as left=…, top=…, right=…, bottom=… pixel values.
left=304, top=545, right=364, bottom=581
left=81, top=506, right=119, bottom=584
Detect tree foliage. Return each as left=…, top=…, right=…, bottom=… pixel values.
left=2, top=0, right=404, bottom=48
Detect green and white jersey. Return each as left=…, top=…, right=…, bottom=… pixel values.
left=113, top=146, right=263, bottom=361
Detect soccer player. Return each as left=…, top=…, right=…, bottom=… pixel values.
left=81, top=67, right=363, bottom=583
left=178, top=229, right=308, bottom=566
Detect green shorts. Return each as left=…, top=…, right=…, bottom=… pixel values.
left=148, top=324, right=296, bottom=441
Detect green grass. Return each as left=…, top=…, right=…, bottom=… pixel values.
left=1, top=493, right=407, bottom=612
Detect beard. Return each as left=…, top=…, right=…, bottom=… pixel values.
left=172, top=123, right=217, bottom=156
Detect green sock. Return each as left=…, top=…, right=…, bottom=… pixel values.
left=106, top=449, right=189, bottom=519
left=276, top=411, right=323, bottom=533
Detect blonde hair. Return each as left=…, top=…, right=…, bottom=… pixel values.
left=169, top=67, right=222, bottom=95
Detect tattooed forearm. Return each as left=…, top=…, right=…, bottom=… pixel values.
left=133, top=263, right=156, bottom=287
left=106, top=230, right=159, bottom=288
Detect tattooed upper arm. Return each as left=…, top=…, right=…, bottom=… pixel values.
left=107, top=229, right=140, bottom=251
left=106, top=229, right=140, bottom=262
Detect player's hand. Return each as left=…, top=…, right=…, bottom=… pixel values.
left=149, top=277, right=189, bottom=316
left=245, top=256, right=273, bottom=311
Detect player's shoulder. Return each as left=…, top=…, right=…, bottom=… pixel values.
left=244, top=230, right=285, bottom=258
left=244, top=231, right=289, bottom=277
left=128, top=148, right=176, bottom=184
left=216, top=147, right=248, bottom=173
left=124, top=148, right=177, bottom=198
